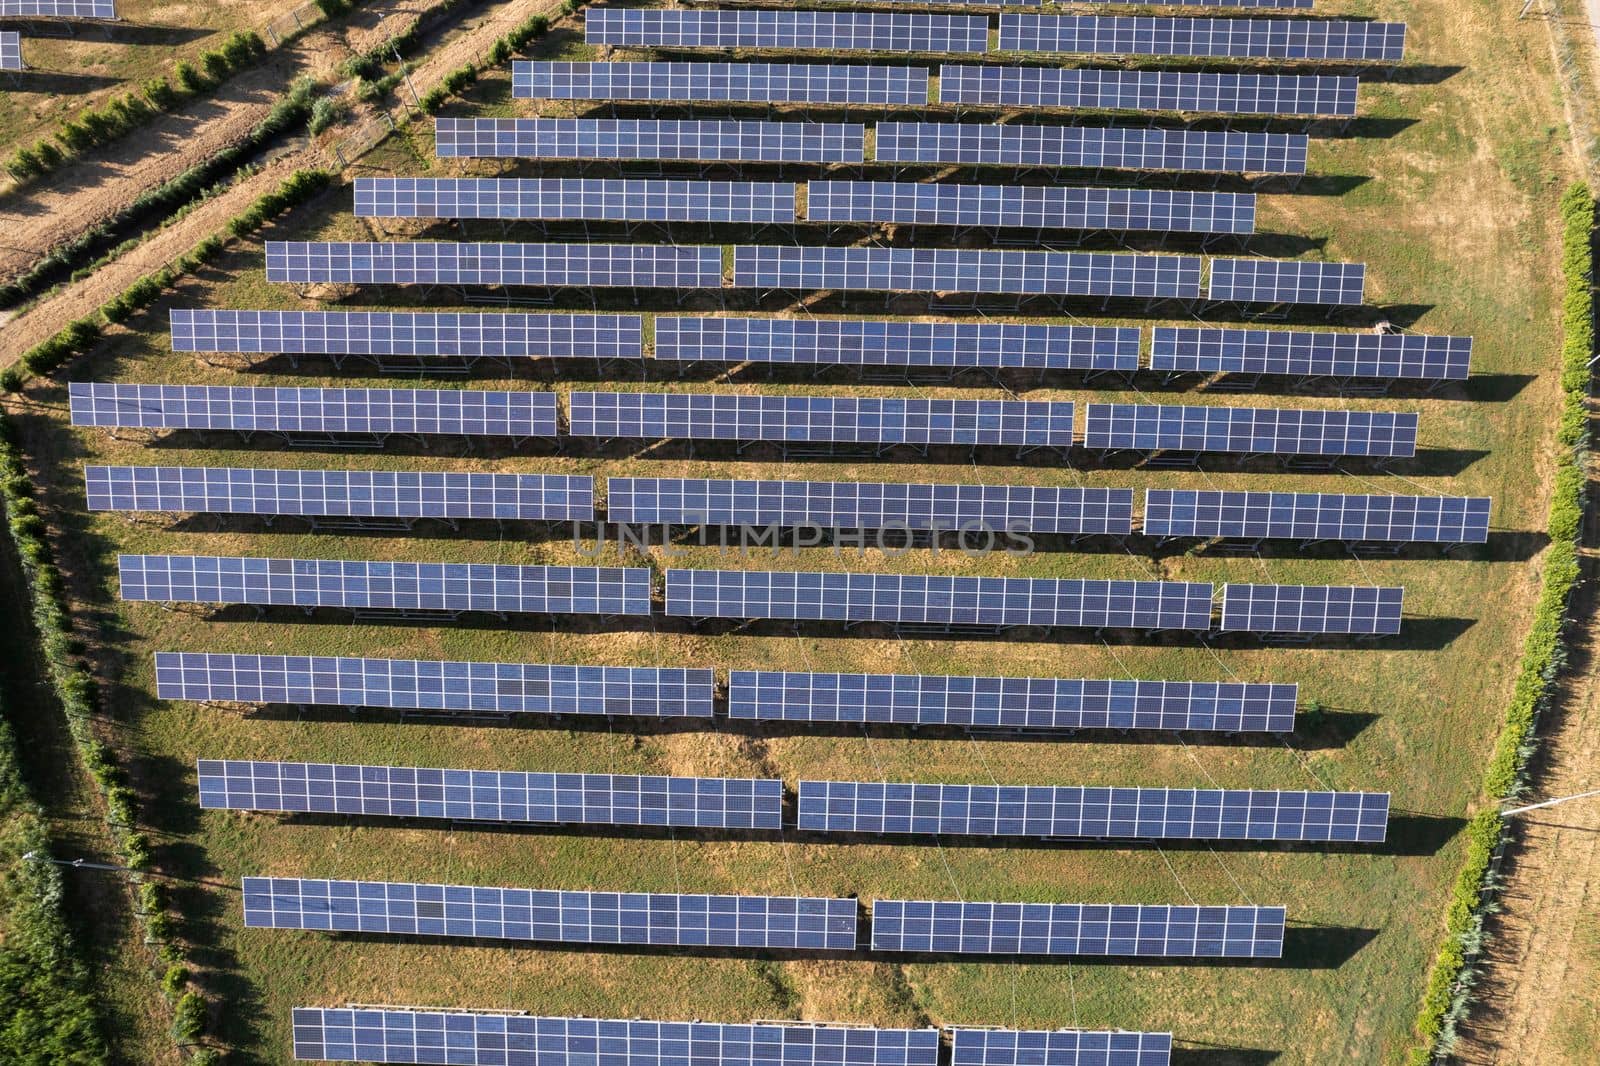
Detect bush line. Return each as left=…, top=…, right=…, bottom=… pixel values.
left=419, top=8, right=559, bottom=115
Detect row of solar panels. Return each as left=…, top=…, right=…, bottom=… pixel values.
left=171, top=311, right=1475, bottom=381
left=159, top=653, right=1300, bottom=732
left=118, top=556, right=1407, bottom=635
left=0, top=31, right=22, bottom=71
left=89, top=468, right=1492, bottom=545
left=0, top=0, right=114, bottom=15
left=584, top=11, right=1407, bottom=63
left=72, top=386, right=1422, bottom=458
left=291, top=1013, right=1175, bottom=1066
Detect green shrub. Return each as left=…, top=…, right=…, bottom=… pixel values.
left=6, top=145, right=42, bottom=180
left=188, top=1050, right=222, bottom=1066
left=161, top=963, right=190, bottom=1001
left=442, top=63, right=477, bottom=95
left=56, top=120, right=92, bottom=153
left=419, top=86, right=448, bottom=114
left=307, top=96, right=346, bottom=136
left=34, top=140, right=63, bottom=169
left=172, top=992, right=207, bottom=1043
left=143, top=77, right=179, bottom=110
left=314, top=0, right=355, bottom=16
left=199, top=49, right=231, bottom=82
left=175, top=60, right=206, bottom=94
left=487, top=39, right=511, bottom=66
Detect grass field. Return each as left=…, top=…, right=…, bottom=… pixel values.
left=2, top=0, right=1584, bottom=1062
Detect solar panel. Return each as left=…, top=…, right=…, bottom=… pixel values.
left=0, top=33, right=22, bottom=71
left=1143, top=490, right=1492, bottom=544
left=1207, top=258, right=1366, bottom=305
left=291, top=1010, right=942, bottom=1066
left=244, top=877, right=859, bottom=950
left=608, top=479, right=1134, bottom=535
left=354, top=178, right=797, bottom=224
left=0, top=0, right=116, bottom=15
left=795, top=781, right=1391, bottom=842
left=68, top=383, right=559, bottom=438
left=654, top=317, right=1139, bottom=371
left=872, top=900, right=1285, bottom=958
left=938, top=65, right=1357, bottom=119
left=264, top=242, right=723, bottom=288
left=806, top=180, right=1255, bottom=235
left=118, top=556, right=653, bottom=616
left=1219, top=583, right=1405, bottom=635
left=665, top=571, right=1216, bottom=630
left=1151, top=327, right=1473, bottom=381
left=435, top=118, right=866, bottom=163
left=85, top=466, right=595, bottom=521
left=170, top=310, right=643, bottom=360
left=1083, top=404, right=1419, bottom=458
left=585, top=9, right=990, bottom=53
left=155, top=652, right=715, bottom=718
left=732, top=247, right=1202, bottom=298
left=950, top=1028, right=1173, bottom=1066
left=570, top=394, right=1075, bottom=447
left=514, top=61, right=929, bottom=105
left=873, top=123, right=1308, bottom=175
left=198, top=760, right=784, bottom=830
left=727, top=671, right=1297, bottom=732
left=998, top=16, right=1407, bottom=62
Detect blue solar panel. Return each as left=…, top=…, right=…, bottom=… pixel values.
left=435, top=118, right=866, bottom=163
left=155, top=653, right=715, bottom=718
left=795, top=781, right=1392, bottom=842
left=198, top=760, right=783, bottom=830
left=665, top=571, right=1216, bottom=630
left=1084, top=404, right=1419, bottom=459
left=998, top=16, right=1407, bottom=62
left=1143, top=490, right=1492, bottom=544
left=0, top=33, right=22, bottom=71
left=570, top=394, right=1075, bottom=447
left=874, top=122, right=1308, bottom=175
left=654, top=317, right=1139, bottom=371
left=1220, top=583, right=1405, bottom=635
left=0, top=0, right=117, bottom=16
left=291, top=1011, right=942, bottom=1066
left=69, top=383, right=559, bottom=438
left=264, top=242, right=722, bottom=288
left=1207, top=258, right=1366, bottom=305
left=514, top=61, right=929, bottom=105
left=354, top=178, right=796, bottom=223
left=732, top=247, right=1202, bottom=298
left=1151, top=327, right=1473, bottom=381
left=245, top=878, right=859, bottom=950
left=950, top=1028, right=1172, bottom=1066
left=727, top=671, right=1297, bottom=732
left=938, top=65, right=1357, bottom=118
left=119, top=556, right=653, bottom=616
left=872, top=900, right=1285, bottom=958
left=806, top=180, right=1255, bottom=235
left=85, top=467, right=594, bottom=521
left=608, top=479, right=1133, bottom=535
left=586, top=9, right=989, bottom=53
left=170, top=310, right=643, bottom=360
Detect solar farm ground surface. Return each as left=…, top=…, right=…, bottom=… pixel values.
left=1, top=0, right=1584, bottom=1063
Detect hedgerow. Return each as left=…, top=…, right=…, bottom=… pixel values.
left=419, top=8, right=558, bottom=114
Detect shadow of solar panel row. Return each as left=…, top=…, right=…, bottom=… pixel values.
left=1152, top=326, right=1473, bottom=380
left=871, top=900, right=1285, bottom=958
left=806, top=180, right=1255, bottom=234
left=243, top=878, right=859, bottom=949
left=586, top=9, right=990, bottom=53
left=1208, top=258, right=1365, bottom=305
left=436, top=118, right=867, bottom=162
left=732, top=247, right=1202, bottom=298
left=875, top=122, right=1308, bottom=174
left=291, top=1010, right=943, bottom=1066
left=607, top=478, right=1133, bottom=534
left=172, top=309, right=643, bottom=359
left=665, top=570, right=1216, bottom=630
left=69, top=383, right=559, bottom=436
left=1084, top=403, right=1419, bottom=458
left=655, top=318, right=1139, bottom=369
left=118, top=556, right=653, bottom=616
left=154, top=653, right=716, bottom=717
left=1220, top=583, right=1404, bottom=635
left=354, top=178, right=798, bottom=223
left=0, top=0, right=115, bottom=15
left=795, top=781, right=1391, bottom=842
left=198, top=760, right=784, bottom=829
left=998, top=16, right=1407, bottom=62
left=85, top=466, right=594, bottom=521
left=951, top=1028, right=1172, bottom=1066
left=727, top=671, right=1297, bottom=732
left=1145, top=490, right=1492, bottom=544
left=571, top=394, right=1075, bottom=446
left=938, top=64, right=1357, bottom=118
left=265, top=241, right=723, bottom=287
left=0, top=33, right=22, bottom=71
left=514, top=61, right=930, bottom=105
